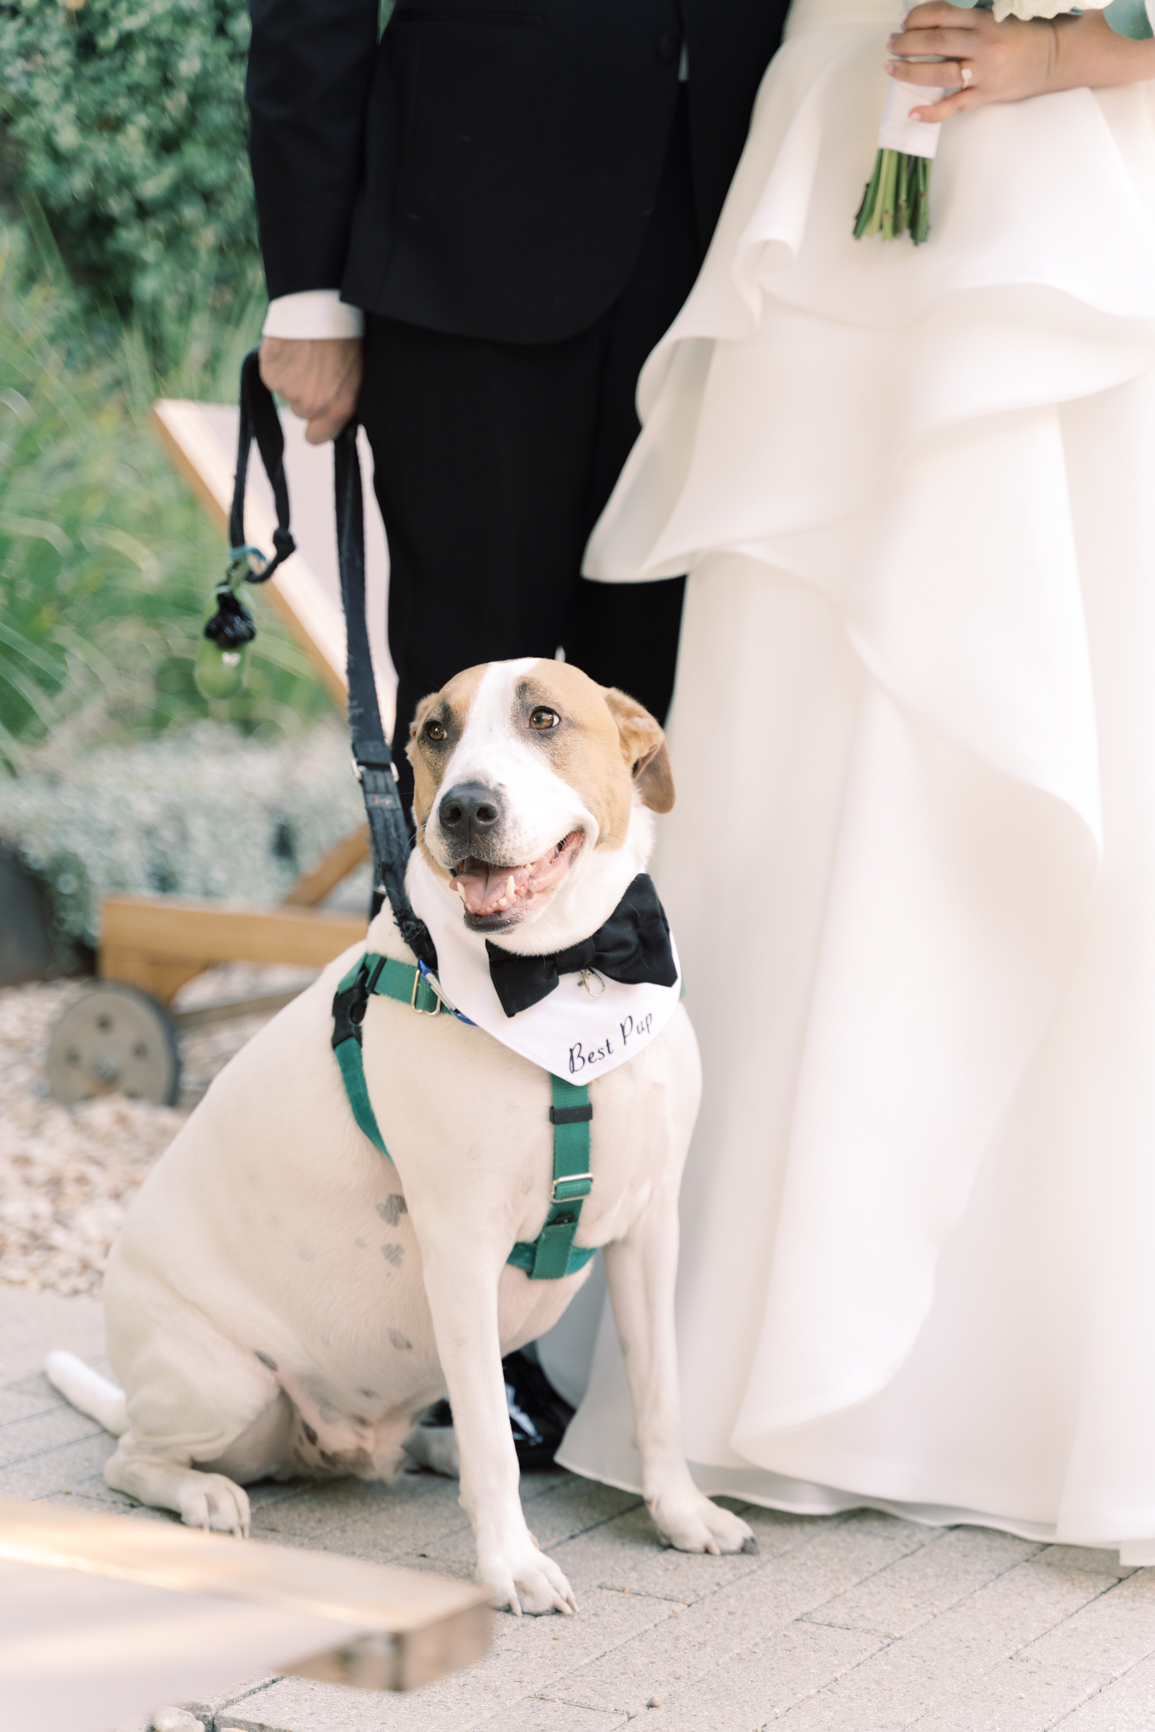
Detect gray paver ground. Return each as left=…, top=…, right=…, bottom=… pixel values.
left=4, top=1286, right=1155, bottom=1732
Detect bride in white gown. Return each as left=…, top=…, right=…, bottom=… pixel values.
left=552, top=0, right=1155, bottom=1561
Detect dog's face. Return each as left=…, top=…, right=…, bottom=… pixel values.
left=408, top=658, right=674, bottom=936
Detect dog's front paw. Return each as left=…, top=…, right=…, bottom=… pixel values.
left=478, top=1543, right=577, bottom=1617
left=648, top=1489, right=756, bottom=1557
left=177, top=1471, right=251, bottom=1538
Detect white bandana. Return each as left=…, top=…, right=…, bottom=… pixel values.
left=408, top=855, right=682, bottom=1082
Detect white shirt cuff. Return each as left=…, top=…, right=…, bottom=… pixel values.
left=262, top=290, right=364, bottom=340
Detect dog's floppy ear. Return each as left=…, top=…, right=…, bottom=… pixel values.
left=602, top=687, right=675, bottom=814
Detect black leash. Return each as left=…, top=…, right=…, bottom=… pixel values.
left=218, top=347, right=437, bottom=970
left=332, top=415, right=436, bottom=964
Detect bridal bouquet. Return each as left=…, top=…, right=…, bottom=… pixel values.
left=854, top=0, right=1150, bottom=243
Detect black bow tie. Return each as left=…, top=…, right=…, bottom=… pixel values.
left=486, top=874, right=678, bottom=1018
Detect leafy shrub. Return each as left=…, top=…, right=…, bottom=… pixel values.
left=0, top=720, right=365, bottom=943
left=0, top=0, right=261, bottom=336
left=0, top=218, right=329, bottom=770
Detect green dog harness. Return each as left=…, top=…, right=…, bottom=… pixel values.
left=332, top=952, right=596, bottom=1281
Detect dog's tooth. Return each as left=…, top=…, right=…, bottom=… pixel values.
left=506, top=874, right=517, bottom=900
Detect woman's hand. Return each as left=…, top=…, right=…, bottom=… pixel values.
left=885, top=3, right=1060, bottom=120
left=886, top=3, right=1155, bottom=123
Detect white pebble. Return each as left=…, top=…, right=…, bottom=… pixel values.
left=151, top=1709, right=205, bottom=1732
left=0, top=972, right=295, bottom=1297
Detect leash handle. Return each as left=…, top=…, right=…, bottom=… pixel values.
left=230, top=349, right=437, bottom=971
left=231, top=350, right=296, bottom=581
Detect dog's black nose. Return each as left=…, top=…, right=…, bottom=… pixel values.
left=439, top=782, right=503, bottom=847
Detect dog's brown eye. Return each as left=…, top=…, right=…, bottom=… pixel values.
left=424, top=718, right=448, bottom=742
left=529, top=707, right=560, bottom=732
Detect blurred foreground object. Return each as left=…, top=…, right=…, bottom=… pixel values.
left=0, top=1494, right=489, bottom=1732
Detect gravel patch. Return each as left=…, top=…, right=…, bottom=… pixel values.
left=0, top=967, right=315, bottom=1298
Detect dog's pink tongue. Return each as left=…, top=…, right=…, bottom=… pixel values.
left=455, top=860, right=530, bottom=917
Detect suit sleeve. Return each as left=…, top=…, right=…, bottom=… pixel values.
left=246, top=0, right=381, bottom=300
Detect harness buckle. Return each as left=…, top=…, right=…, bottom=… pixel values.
left=551, top=1172, right=594, bottom=1202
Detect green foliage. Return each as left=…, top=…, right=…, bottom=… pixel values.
left=0, top=219, right=332, bottom=775
left=0, top=721, right=365, bottom=941
left=0, top=0, right=261, bottom=341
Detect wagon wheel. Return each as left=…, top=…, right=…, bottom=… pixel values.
left=46, top=983, right=181, bottom=1108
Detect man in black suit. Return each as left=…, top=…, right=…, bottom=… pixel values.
left=246, top=0, right=787, bottom=1461
left=248, top=0, right=788, bottom=803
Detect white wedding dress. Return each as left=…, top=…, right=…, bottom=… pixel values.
left=554, top=0, right=1155, bottom=1561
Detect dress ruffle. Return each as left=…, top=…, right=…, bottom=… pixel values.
left=589, top=0, right=1155, bottom=580
left=587, top=0, right=1155, bottom=833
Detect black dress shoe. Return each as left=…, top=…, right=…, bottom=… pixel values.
left=501, top=1349, right=575, bottom=1471
left=404, top=1397, right=460, bottom=1476
left=405, top=1353, right=574, bottom=1476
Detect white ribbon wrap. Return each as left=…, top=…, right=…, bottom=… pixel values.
left=876, top=75, right=944, bottom=157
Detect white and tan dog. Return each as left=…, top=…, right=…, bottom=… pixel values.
left=48, top=658, right=753, bottom=1615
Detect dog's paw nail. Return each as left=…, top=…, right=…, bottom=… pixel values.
left=740, top=1535, right=759, bottom=1554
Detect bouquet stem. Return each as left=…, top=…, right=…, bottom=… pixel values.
left=853, top=148, right=931, bottom=244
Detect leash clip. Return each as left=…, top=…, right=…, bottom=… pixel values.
left=408, top=969, right=439, bottom=1011
left=413, top=958, right=477, bottom=1026
left=579, top=968, right=606, bottom=998
left=410, top=964, right=443, bottom=1016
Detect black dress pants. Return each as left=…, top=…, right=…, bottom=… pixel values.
left=358, top=88, right=704, bottom=795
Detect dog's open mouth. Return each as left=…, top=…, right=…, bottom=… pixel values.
left=451, top=830, right=585, bottom=927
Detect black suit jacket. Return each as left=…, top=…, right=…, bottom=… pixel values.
left=247, top=0, right=789, bottom=344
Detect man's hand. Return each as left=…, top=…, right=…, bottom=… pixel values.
left=887, top=3, right=1155, bottom=123
left=259, top=336, right=363, bottom=445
